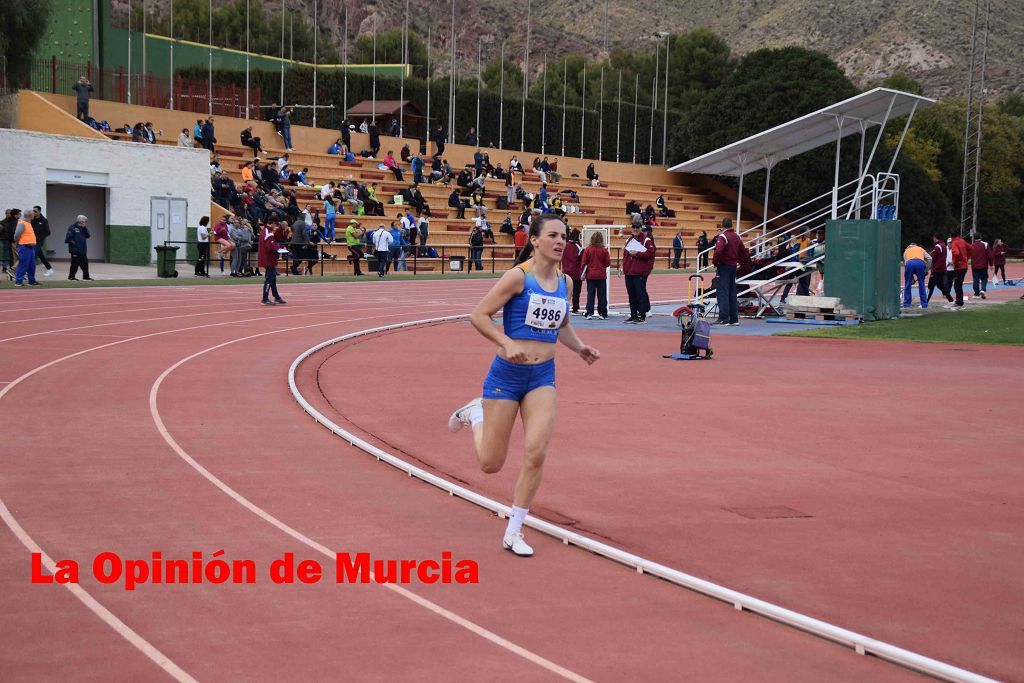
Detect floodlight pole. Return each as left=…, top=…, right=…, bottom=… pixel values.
left=832, top=117, right=844, bottom=219
left=245, top=0, right=250, bottom=118
left=762, top=158, right=774, bottom=254
left=342, top=8, right=348, bottom=118
left=169, top=0, right=174, bottom=108
left=207, top=0, right=212, bottom=114
left=561, top=57, right=567, bottom=156
left=372, top=13, right=377, bottom=125
left=579, top=62, right=586, bottom=158
left=426, top=27, right=431, bottom=148
left=401, top=0, right=409, bottom=136
left=312, top=0, right=318, bottom=127
left=498, top=39, right=504, bottom=149
left=649, top=41, right=658, bottom=165
left=521, top=0, right=531, bottom=151
left=615, top=71, right=621, bottom=162
left=541, top=53, right=547, bottom=154
left=662, top=34, right=670, bottom=164
left=142, top=0, right=147, bottom=104
left=476, top=37, right=482, bottom=143
left=126, top=3, right=132, bottom=104
left=735, top=155, right=747, bottom=227
left=632, top=72, right=638, bottom=163
left=598, top=66, right=604, bottom=161
left=279, top=0, right=285, bottom=104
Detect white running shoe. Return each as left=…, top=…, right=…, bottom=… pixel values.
left=45, top=268, right=54, bottom=277
left=503, top=532, right=534, bottom=557
left=448, top=397, right=482, bottom=433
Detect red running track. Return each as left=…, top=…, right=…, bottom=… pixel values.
left=0, top=275, right=1009, bottom=681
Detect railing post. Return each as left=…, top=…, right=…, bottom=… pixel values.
left=51, top=56, right=56, bottom=93
left=117, top=66, right=124, bottom=103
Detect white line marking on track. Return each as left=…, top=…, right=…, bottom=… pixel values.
left=286, top=316, right=999, bottom=683
left=147, top=313, right=593, bottom=683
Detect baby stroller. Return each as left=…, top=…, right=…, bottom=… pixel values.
left=665, top=275, right=713, bottom=360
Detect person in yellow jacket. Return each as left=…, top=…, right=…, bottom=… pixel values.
left=12, top=208, right=41, bottom=287
left=903, top=242, right=929, bottom=308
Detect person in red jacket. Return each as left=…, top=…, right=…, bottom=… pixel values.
left=513, top=222, right=529, bottom=261
left=949, top=233, right=970, bottom=308
left=621, top=218, right=655, bottom=323
left=970, top=235, right=991, bottom=299
left=258, top=221, right=287, bottom=305
left=991, top=238, right=1008, bottom=285
left=561, top=227, right=584, bottom=314
left=712, top=217, right=744, bottom=325
left=927, top=233, right=954, bottom=307
left=581, top=230, right=611, bottom=319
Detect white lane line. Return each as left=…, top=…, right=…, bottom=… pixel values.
left=147, top=312, right=593, bottom=683
left=0, top=500, right=196, bottom=682
left=287, top=317, right=998, bottom=683
left=0, top=300, right=472, bottom=681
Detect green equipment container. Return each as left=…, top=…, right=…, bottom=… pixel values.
left=154, top=245, right=180, bottom=278
left=823, top=219, right=901, bottom=320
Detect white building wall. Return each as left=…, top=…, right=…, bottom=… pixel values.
left=0, top=128, right=210, bottom=261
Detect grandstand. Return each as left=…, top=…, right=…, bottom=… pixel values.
left=3, top=88, right=765, bottom=273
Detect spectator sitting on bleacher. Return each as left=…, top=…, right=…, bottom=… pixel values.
left=656, top=194, right=675, bottom=217
left=343, top=182, right=363, bottom=213
left=410, top=185, right=430, bottom=216
left=401, top=143, right=411, bottom=162
left=482, top=153, right=494, bottom=176
left=473, top=208, right=495, bottom=241
left=644, top=204, right=657, bottom=226
left=384, top=151, right=404, bottom=181
left=144, top=122, right=156, bottom=143
left=241, top=126, right=264, bottom=156
left=212, top=216, right=235, bottom=261
left=130, top=122, right=144, bottom=143
left=456, top=166, right=473, bottom=189
left=549, top=158, right=562, bottom=183
left=442, top=159, right=454, bottom=185
left=210, top=154, right=222, bottom=176
left=296, top=168, right=311, bottom=187
left=470, top=188, right=486, bottom=212
left=549, top=195, right=564, bottom=217
left=178, top=128, right=193, bottom=148
left=277, top=154, right=289, bottom=173
left=500, top=212, right=515, bottom=235
left=537, top=183, right=550, bottom=211
left=327, top=139, right=342, bottom=155
left=492, top=162, right=506, bottom=180
left=509, top=156, right=523, bottom=173
left=429, top=155, right=443, bottom=183
left=363, top=182, right=383, bottom=216
left=448, top=189, right=467, bottom=219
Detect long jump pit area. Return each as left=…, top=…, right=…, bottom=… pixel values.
left=1, top=272, right=1021, bottom=682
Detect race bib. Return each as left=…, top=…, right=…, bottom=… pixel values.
left=525, top=293, right=566, bottom=330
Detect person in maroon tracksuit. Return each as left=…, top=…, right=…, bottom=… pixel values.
left=640, top=226, right=657, bottom=318
left=561, top=227, right=584, bottom=314
left=712, top=218, right=743, bottom=325
left=927, top=233, right=953, bottom=306
left=621, top=220, right=655, bottom=323
left=991, top=238, right=1008, bottom=284
left=969, top=235, right=991, bottom=299
left=258, top=221, right=287, bottom=305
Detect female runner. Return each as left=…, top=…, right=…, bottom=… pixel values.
left=449, top=214, right=600, bottom=556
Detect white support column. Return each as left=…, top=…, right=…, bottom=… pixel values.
left=735, top=156, right=746, bottom=227
left=761, top=159, right=774, bottom=255
left=857, top=121, right=866, bottom=218
left=832, top=116, right=844, bottom=219
left=886, top=101, right=920, bottom=174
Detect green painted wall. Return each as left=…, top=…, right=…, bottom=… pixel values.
left=105, top=224, right=151, bottom=265
left=186, top=226, right=198, bottom=263
left=38, top=0, right=95, bottom=63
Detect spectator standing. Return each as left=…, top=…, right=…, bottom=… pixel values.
left=902, top=242, right=929, bottom=308
left=927, top=233, right=953, bottom=307
left=230, top=220, right=252, bottom=276
left=465, top=127, right=478, bottom=146
left=30, top=206, right=53, bottom=276
left=388, top=221, right=406, bottom=273
left=991, top=238, right=1008, bottom=284
left=949, top=233, right=970, bottom=308
left=323, top=196, right=338, bottom=242
left=200, top=117, right=216, bottom=152
left=72, top=76, right=94, bottom=121
left=289, top=217, right=312, bottom=275
left=561, top=228, right=584, bottom=314
left=372, top=223, right=393, bottom=277
left=65, top=215, right=92, bottom=280
left=712, top=218, right=742, bottom=325
left=970, top=235, right=991, bottom=299
left=278, top=107, right=294, bottom=151
left=432, top=124, right=446, bottom=156
left=368, top=121, right=381, bottom=156
left=672, top=231, right=684, bottom=269
left=13, top=209, right=41, bottom=286
left=178, top=129, right=193, bottom=148
left=581, top=230, right=611, bottom=319
left=418, top=213, right=430, bottom=254
left=195, top=216, right=210, bottom=277
left=622, top=219, right=655, bottom=324
left=344, top=218, right=365, bottom=276
left=340, top=120, right=352, bottom=150
left=469, top=223, right=485, bottom=271
left=1, top=209, right=16, bottom=276
left=696, top=231, right=710, bottom=269
left=639, top=226, right=657, bottom=318
left=513, top=222, right=529, bottom=261
left=258, top=222, right=287, bottom=305
left=193, top=119, right=204, bottom=145
left=411, top=154, right=424, bottom=185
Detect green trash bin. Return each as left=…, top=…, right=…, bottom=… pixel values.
left=154, top=245, right=180, bottom=278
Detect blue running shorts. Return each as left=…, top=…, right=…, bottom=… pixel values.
left=482, top=356, right=556, bottom=401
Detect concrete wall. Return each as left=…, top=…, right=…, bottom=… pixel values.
left=0, top=128, right=210, bottom=264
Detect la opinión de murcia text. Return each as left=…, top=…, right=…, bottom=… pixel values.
left=31, top=550, right=479, bottom=590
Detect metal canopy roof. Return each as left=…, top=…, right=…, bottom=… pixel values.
left=668, top=88, right=935, bottom=177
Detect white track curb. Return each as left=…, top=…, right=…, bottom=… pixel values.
left=287, top=314, right=996, bottom=683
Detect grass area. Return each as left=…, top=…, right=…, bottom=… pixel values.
left=782, top=300, right=1024, bottom=345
